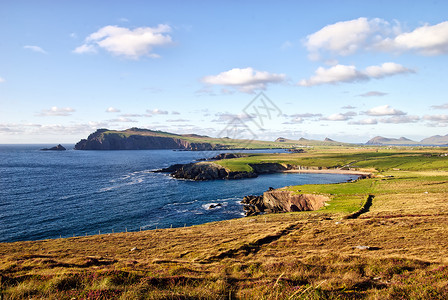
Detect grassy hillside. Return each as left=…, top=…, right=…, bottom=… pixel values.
left=2, top=147, right=448, bottom=299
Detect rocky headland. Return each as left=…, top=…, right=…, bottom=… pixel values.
left=74, top=128, right=228, bottom=150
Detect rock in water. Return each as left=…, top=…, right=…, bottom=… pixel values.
left=41, top=144, right=66, bottom=151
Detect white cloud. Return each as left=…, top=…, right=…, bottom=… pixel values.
left=107, top=117, right=137, bottom=123
left=73, top=44, right=97, bottom=54
left=358, top=91, right=388, bottom=97
left=0, top=77, right=4, bottom=83
left=306, top=18, right=448, bottom=58
left=364, top=105, right=405, bottom=116
left=74, top=24, right=172, bottom=59
left=212, top=112, right=254, bottom=123
left=364, top=62, right=414, bottom=78
left=24, top=45, right=47, bottom=54
left=349, top=118, right=378, bottom=125
left=305, top=17, right=390, bottom=59
left=424, top=114, right=448, bottom=123
left=341, top=105, right=356, bottom=109
left=381, top=115, right=420, bottom=123
left=172, top=111, right=180, bottom=115
left=106, top=107, right=120, bottom=113
left=299, top=64, right=366, bottom=86
left=299, top=63, right=413, bottom=86
left=289, top=113, right=322, bottom=118
left=147, top=108, right=168, bottom=115
left=380, top=21, right=448, bottom=55
left=431, top=103, right=448, bottom=110
left=202, top=67, right=286, bottom=93
left=321, top=112, right=356, bottom=121
left=38, top=107, right=75, bottom=116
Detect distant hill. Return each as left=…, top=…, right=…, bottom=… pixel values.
left=420, top=134, right=448, bottom=145
left=366, top=136, right=418, bottom=145
left=366, top=135, right=448, bottom=146
left=274, top=136, right=349, bottom=146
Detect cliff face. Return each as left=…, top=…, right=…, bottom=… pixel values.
left=75, top=129, right=219, bottom=150
left=242, top=190, right=329, bottom=216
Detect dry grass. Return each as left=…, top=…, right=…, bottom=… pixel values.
left=2, top=150, right=448, bottom=299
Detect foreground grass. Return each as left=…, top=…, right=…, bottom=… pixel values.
left=1, top=148, right=448, bottom=299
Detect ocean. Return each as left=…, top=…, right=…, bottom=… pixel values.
left=0, top=145, right=358, bottom=243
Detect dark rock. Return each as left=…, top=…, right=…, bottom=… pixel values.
left=208, top=203, right=222, bottom=209
left=41, top=144, right=66, bottom=151
left=153, top=164, right=185, bottom=173
left=287, top=148, right=306, bottom=153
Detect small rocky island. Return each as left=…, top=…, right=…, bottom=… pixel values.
left=41, top=144, right=66, bottom=151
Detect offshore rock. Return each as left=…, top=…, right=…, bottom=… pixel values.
left=41, top=144, right=66, bottom=151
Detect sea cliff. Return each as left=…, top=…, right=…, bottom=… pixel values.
left=75, top=128, right=225, bottom=150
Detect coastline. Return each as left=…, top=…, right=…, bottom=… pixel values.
left=282, top=169, right=373, bottom=176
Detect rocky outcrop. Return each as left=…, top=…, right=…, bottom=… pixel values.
left=287, top=148, right=305, bottom=153
left=75, top=128, right=225, bottom=150
left=242, top=189, right=329, bottom=216
left=158, top=162, right=257, bottom=181
left=41, top=144, right=66, bottom=151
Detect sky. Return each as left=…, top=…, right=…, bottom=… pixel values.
left=1, top=0, right=448, bottom=144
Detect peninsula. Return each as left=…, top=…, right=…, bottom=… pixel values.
left=2, top=146, right=448, bottom=298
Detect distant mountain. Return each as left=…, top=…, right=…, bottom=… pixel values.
left=366, top=136, right=418, bottom=145
left=274, top=136, right=349, bottom=146
left=420, top=134, right=448, bottom=145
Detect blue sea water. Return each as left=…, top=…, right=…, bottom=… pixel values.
left=0, top=145, right=358, bottom=243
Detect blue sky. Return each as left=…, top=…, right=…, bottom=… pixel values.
left=1, top=0, right=448, bottom=143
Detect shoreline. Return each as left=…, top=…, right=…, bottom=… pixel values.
left=281, top=169, right=373, bottom=176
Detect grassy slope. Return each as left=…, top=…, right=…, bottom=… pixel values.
left=2, top=147, right=448, bottom=299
